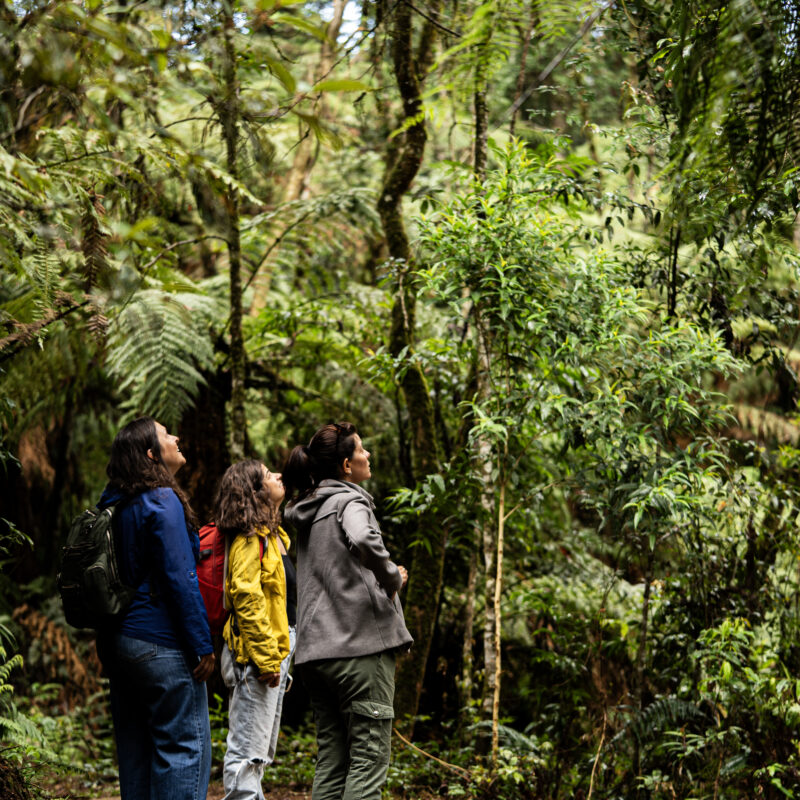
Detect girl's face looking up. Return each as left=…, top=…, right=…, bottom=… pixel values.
left=263, top=465, right=285, bottom=505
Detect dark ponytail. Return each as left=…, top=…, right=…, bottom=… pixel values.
left=282, top=421, right=358, bottom=504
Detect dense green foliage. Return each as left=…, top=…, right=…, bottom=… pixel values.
left=3, top=0, right=800, bottom=798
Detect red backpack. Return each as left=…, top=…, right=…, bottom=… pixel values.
left=197, top=524, right=263, bottom=636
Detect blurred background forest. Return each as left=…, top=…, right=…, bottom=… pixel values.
left=3, top=0, right=800, bottom=797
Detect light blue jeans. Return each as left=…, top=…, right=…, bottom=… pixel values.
left=221, top=626, right=297, bottom=800
left=107, top=633, right=211, bottom=800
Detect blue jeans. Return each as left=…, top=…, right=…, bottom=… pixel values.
left=221, top=626, right=297, bottom=800
left=106, top=633, right=211, bottom=800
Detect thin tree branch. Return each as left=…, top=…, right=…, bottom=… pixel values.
left=587, top=711, right=608, bottom=800
left=151, top=116, right=216, bottom=134
left=0, top=299, right=91, bottom=365
left=41, top=150, right=115, bottom=169
left=14, top=86, right=45, bottom=133
left=242, top=208, right=316, bottom=293
left=403, top=0, right=460, bottom=38
left=393, top=728, right=472, bottom=779
left=138, top=235, right=228, bottom=275
left=496, top=0, right=614, bottom=130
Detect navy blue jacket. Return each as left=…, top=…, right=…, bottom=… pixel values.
left=99, top=485, right=213, bottom=658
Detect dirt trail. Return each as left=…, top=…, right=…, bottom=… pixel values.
left=43, top=777, right=310, bottom=800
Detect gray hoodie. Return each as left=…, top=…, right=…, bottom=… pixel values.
left=284, top=478, right=413, bottom=665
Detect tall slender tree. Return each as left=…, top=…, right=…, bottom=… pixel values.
left=377, top=0, right=445, bottom=726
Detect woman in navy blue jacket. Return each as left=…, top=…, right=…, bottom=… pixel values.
left=97, top=417, right=214, bottom=800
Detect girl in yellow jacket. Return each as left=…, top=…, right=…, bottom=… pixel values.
left=214, top=459, right=297, bottom=800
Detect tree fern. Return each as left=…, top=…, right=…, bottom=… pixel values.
left=80, top=191, right=110, bottom=293
left=106, top=288, right=223, bottom=429
left=610, top=696, right=708, bottom=750
left=469, top=720, right=543, bottom=753
left=0, top=643, right=29, bottom=744
left=637, top=0, right=800, bottom=228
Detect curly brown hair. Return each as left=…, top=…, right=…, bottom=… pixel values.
left=214, top=459, right=281, bottom=539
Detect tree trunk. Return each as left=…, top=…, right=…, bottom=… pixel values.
left=378, top=0, right=444, bottom=730
left=509, top=9, right=537, bottom=138
left=220, top=11, right=246, bottom=461
left=250, top=0, right=346, bottom=316
left=490, top=477, right=506, bottom=767
left=475, top=322, right=497, bottom=759
left=281, top=0, right=346, bottom=202
left=178, top=368, right=230, bottom=523
left=472, top=37, right=501, bottom=764
left=633, top=553, right=653, bottom=784
left=458, top=542, right=479, bottom=726
left=474, top=61, right=489, bottom=182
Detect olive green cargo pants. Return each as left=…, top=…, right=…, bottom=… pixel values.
left=299, top=650, right=396, bottom=800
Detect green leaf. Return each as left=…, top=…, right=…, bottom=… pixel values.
left=270, top=13, right=329, bottom=43
left=312, top=79, right=371, bottom=94
left=263, top=55, right=297, bottom=94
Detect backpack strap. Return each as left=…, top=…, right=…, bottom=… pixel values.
left=222, top=533, right=231, bottom=612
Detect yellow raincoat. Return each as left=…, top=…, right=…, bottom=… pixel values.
left=222, top=526, right=291, bottom=675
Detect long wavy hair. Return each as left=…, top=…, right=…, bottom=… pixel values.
left=106, top=416, right=197, bottom=528
left=282, top=421, right=358, bottom=504
left=214, top=459, right=281, bottom=539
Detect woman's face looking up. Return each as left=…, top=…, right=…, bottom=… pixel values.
left=345, top=435, right=371, bottom=484
left=151, top=422, right=186, bottom=475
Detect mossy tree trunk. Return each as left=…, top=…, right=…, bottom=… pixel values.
left=219, top=9, right=247, bottom=461
left=377, top=0, right=444, bottom=730
left=472, top=44, right=503, bottom=765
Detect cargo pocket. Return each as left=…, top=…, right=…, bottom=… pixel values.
left=350, top=700, right=394, bottom=760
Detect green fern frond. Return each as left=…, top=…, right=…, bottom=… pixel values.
left=26, top=245, right=58, bottom=317
left=469, top=720, right=541, bottom=753
left=0, top=713, right=25, bottom=739
left=0, top=705, right=42, bottom=748
left=81, top=192, right=110, bottom=291
left=106, top=289, right=222, bottom=429
left=0, top=644, right=28, bottom=745
left=0, top=321, right=104, bottom=442
left=610, top=696, right=707, bottom=750
left=0, top=653, right=22, bottom=685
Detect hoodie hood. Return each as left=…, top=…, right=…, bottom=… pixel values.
left=284, top=478, right=374, bottom=534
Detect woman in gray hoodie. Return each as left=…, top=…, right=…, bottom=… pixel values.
left=282, top=421, right=412, bottom=800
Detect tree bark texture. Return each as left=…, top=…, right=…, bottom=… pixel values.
left=475, top=321, right=497, bottom=757
left=491, top=478, right=506, bottom=767
left=378, top=0, right=445, bottom=729
left=471, top=37, right=502, bottom=761
left=473, top=47, right=489, bottom=182
left=457, top=536, right=479, bottom=737
left=633, top=554, right=653, bottom=783
left=509, top=9, right=537, bottom=138
left=220, top=12, right=246, bottom=461
left=178, top=368, right=230, bottom=523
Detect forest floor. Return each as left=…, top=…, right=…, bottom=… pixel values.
left=37, top=776, right=312, bottom=800
left=35, top=775, right=444, bottom=800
